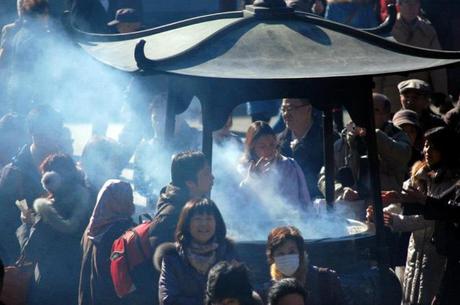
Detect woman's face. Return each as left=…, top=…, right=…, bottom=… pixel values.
left=253, top=135, right=277, bottom=161
left=423, top=140, right=442, bottom=167
left=272, top=239, right=300, bottom=258
left=190, top=213, right=216, bottom=244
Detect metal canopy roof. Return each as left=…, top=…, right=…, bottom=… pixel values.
left=73, top=6, right=460, bottom=79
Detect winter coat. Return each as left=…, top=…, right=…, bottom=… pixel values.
left=374, top=14, right=448, bottom=112
left=21, top=184, right=91, bottom=305
left=149, top=184, right=191, bottom=249
left=422, top=183, right=460, bottom=305
left=387, top=167, right=459, bottom=305
left=78, top=219, right=134, bottom=305
left=156, top=240, right=239, bottom=305
left=0, top=145, right=44, bottom=265
left=318, top=122, right=411, bottom=199
left=279, top=121, right=324, bottom=198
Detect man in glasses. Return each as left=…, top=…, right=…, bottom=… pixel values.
left=278, top=98, right=324, bottom=199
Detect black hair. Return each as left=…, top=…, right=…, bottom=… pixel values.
left=424, top=126, right=460, bottom=167
left=171, top=151, right=207, bottom=188
left=175, top=198, right=227, bottom=247
left=244, top=121, right=278, bottom=162
left=205, top=261, right=254, bottom=305
left=268, top=278, right=307, bottom=305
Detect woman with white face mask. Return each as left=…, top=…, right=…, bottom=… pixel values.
left=263, top=226, right=346, bottom=305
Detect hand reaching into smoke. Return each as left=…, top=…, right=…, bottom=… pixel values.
left=366, top=205, right=393, bottom=226
left=381, top=191, right=401, bottom=205
left=339, top=187, right=360, bottom=201
left=381, top=187, right=427, bottom=205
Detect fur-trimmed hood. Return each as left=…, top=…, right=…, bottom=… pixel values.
left=153, top=242, right=176, bottom=271
left=33, top=184, right=91, bottom=234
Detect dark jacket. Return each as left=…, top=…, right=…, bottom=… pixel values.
left=148, top=184, right=190, bottom=249
left=422, top=182, right=460, bottom=258
left=305, top=265, right=346, bottom=305
left=21, top=185, right=90, bottom=305
left=420, top=109, right=446, bottom=133
left=421, top=181, right=460, bottom=305
left=0, top=145, right=44, bottom=265
left=156, top=240, right=239, bottom=305
left=279, top=122, right=324, bottom=199
left=78, top=219, right=134, bottom=305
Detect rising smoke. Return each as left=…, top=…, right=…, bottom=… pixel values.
left=4, top=13, right=366, bottom=242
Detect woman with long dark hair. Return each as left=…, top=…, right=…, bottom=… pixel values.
left=155, top=198, right=238, bottom=305
left=370, top=127, right=460, bottom=305
left=240, top=121, right=311, bottom=208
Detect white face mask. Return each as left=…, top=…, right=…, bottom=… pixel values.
left=274, top=254, right=300, bottom=276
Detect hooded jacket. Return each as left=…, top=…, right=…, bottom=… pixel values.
left=148, top=184, right=190, bottom=249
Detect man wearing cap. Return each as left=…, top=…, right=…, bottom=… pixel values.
left=108, top=8, right=143, bottom=33
left=398, top=79, right=445, bottom=135
left=374, top=0, right=448, bottom=112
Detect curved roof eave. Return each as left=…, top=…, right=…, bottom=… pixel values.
left=74, top=9, right=460, bottom=78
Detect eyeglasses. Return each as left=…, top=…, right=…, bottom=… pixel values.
left=281, top=104, right=308, bottom=113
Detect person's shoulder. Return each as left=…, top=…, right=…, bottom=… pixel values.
left=153, top=242, right=178, bottom=271
left=278, top=128, right=291, bottom=142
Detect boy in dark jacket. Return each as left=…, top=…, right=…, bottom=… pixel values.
left=130, top=151, right=214, bottom=305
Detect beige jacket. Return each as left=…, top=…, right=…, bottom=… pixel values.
left=374, top=15, right=448, bottom=113
left=386, top=167, right=459, bottom=305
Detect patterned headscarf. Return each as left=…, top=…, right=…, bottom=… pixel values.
left=87, top=179, right=134, bottom=238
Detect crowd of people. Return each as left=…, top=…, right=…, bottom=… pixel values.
left=1, top=0, right=460, bottom=305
